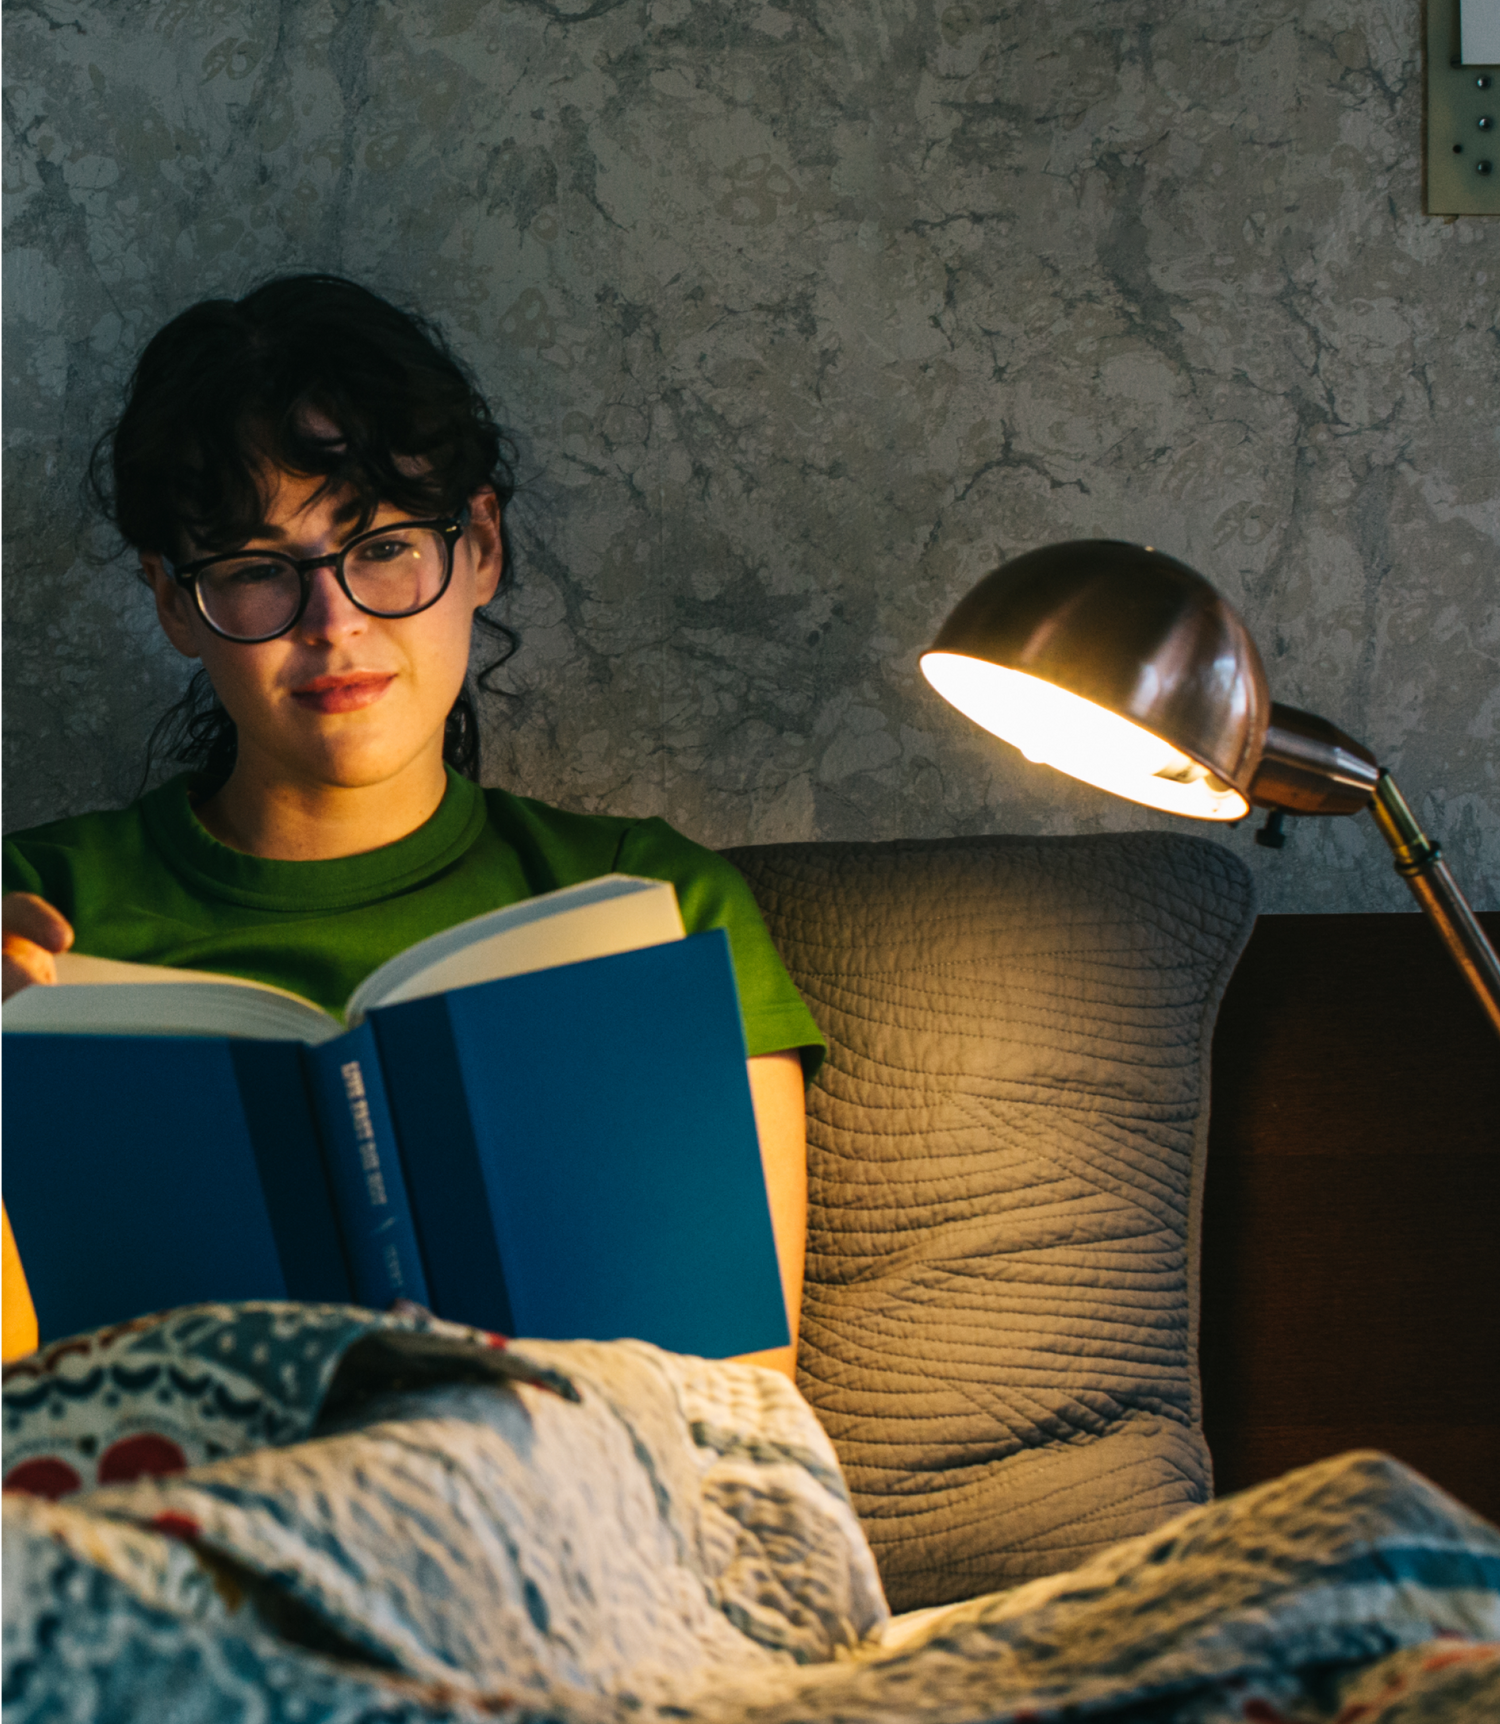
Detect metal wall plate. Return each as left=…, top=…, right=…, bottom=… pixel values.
left=1428, top=1, right=1500, bottom=214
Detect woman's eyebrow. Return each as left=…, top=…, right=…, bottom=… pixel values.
left=236, top=504, right=381, bottom=547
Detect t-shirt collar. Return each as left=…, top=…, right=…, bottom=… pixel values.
left=139, top=769, right=489, bottom=912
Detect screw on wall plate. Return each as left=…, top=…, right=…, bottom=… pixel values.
left=1429, top=3, right=1500, bottom=213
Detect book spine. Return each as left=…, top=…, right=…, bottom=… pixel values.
left=302, top=1024, right=431, bottom=1311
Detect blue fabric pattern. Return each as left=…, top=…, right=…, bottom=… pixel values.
left=1, top=1301, right=575, bottom=1498
left=4, top=1303, right=1498, bottom=1722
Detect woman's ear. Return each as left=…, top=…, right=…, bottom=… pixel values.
left=465, top=488, right=504, bottom=609
left=142, top=553, right=204, bottom=660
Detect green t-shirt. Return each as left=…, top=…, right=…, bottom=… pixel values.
left=2, top=772, right=826, bottom=1073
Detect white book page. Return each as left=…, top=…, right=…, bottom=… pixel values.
left=348, top=874, right=685, bottom=1019
left=3, top=953, right=341, bottom=1044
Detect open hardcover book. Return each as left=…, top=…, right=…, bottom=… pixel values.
left=3, top=876, right=789, bottom=1358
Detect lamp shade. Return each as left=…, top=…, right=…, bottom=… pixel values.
left=920, top=540, right=1271, bottom=822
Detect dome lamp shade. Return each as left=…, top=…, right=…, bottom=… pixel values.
left=920, top=541, right=1270, bottom=822
left=919, top=537, right=1500, bottom=1040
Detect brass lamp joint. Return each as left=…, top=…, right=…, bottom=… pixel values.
left=1247, top=703, right=1380, bottom=817
left=1371, top=772, right=1441, bottom=877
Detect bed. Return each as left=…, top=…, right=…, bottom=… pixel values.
left=6, top=832, right=1498, bottom=1720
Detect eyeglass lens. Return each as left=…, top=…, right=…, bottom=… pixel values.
left=196, top=526, right=450, bottom=640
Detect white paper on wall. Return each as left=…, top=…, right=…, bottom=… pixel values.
left=1460, top=0, right=1500, bottom=63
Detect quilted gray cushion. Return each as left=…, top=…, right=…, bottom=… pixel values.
left=723, top=832, right=1256, bottom=1611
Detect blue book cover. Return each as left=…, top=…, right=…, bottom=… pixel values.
left=4, top=920, right=787, bottom=1359
left=2, top=1034, right=352, bottom=1343
left=371, top=930, right=790, bottom=1358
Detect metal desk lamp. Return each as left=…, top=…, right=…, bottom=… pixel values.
left=919, top=540, right=1500, bottom=1039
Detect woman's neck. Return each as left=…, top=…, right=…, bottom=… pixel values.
left=192, top=751, right=452, bottom=861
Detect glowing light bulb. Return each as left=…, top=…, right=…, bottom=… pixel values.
left=919, top=653, right=1248, bottom=821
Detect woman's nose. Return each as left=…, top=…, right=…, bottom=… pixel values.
left=297, top=565, right=366, bottom=641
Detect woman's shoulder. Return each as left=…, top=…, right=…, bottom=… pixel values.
left=480, top=792, right=825, bottom=1070
left=479, top=786, right=777, bottom=944
left=481, top=786, right=728, bottom=886
left=0, top=799, right=154, bottom=868
left=483, top=785, right=643, bottom=850
left=0, top=796, right=162, bottom=917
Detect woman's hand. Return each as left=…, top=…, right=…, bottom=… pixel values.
left=2, top=893, right=74, bottom=1001
left=734, top=1050, right=808, bottom=1381
left=1, top=895, right=63, bottom=1360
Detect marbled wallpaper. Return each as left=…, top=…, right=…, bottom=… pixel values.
left=4, top=0, right=1497, bottom=911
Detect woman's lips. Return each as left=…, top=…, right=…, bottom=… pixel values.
left=290, top=673, right=396, bottom=714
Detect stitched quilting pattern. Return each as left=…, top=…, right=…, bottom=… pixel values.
left=725, top=832, right=1257, bottom=1610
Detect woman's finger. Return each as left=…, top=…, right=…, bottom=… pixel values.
left=2, top=937, right=59, bottom=1002
left=0, top=894, right=74, bottom=954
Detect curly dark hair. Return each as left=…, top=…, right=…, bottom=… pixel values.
left=90, top=273, right=518, bottom=786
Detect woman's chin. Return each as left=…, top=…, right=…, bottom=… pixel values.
left=310, top=750, right=440, bottom=794
left=258, top=731, right=444, bottom=797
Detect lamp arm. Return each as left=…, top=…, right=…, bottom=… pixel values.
left=1247, top=705, right=1500, bottom=1037
left=1368, top=772, right=1500, bottom=1042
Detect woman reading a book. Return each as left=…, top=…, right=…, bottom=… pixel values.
left=1, top=275, right=823, bottom=1374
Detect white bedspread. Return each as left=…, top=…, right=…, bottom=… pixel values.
left=4, top=1304, right=1497, bottom=1721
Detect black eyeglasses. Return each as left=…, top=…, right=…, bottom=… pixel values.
left=167, top=515, right=468, bottom=643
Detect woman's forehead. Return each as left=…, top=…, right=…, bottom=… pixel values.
left=253, top=467, right=358, bottom=536
left=225, top=467, right=412, bottom=548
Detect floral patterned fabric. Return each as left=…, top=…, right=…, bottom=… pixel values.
left=1, top=1302, right=578, bottom=1499
left=4, top=1302, right=1498, bottom=1722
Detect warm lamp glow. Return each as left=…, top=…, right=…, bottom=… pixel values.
left=920, top=651, right=1249, bottom=822
left=920, top=539, right=1500, bottom=1037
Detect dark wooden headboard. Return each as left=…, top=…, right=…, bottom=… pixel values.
left=1200, top=909, right=1500, bottom=1526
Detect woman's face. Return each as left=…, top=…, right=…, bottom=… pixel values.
left=144, top=468, right=503, bottom=797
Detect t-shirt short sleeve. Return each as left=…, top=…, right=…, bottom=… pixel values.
left=2, top=841, right=46, bottom=899
left=612, top=818, right=826, bottom=1077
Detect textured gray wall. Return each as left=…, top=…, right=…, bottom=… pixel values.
left=4, top=0, right=1497, bottom=911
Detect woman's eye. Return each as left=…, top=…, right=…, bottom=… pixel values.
left=357, top=538, right=412, bottom=564
left=219, top=560, right=289, bottom=587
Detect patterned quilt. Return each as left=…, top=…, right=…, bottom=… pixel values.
left=4, top=1302, right=1498, bottom=1722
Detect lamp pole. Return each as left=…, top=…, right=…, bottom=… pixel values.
left=1245, top=701, right=1500, bottom=1041
left=1369, top=774, right=1500, bottom=1040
